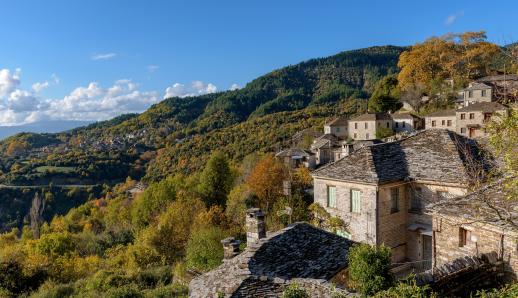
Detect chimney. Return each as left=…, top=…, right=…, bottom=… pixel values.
left=221, top=237, right=241, bottom=259
left=246, top=208, right=266, bottom=246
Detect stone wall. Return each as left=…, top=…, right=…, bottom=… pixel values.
left=433, top=214, right=518, bottom=275
left=348, top=120, right=378, bottom=140
left=425, top=115, right=456, bottom=130
left=456, top=110, right=507, bottom=138
left=314, top=178, right=377, bottom=244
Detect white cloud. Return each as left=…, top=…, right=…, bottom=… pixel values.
left=445, top=11, right=464, bottom=26
left=32, top=81, right=50, bottom=92
left=229, top=83, right=241, bottom=91
left=164, top=81, right=218, bottom=99
left=0, top=68, right=21, bottom=97
left=0, top=68, right=160, bottom=126
left=147, top=65, right=159, bottom=73
left=91, top=52, right=117, bottom=61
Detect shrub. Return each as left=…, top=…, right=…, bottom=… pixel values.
left=185, top=226, right=226, bottom=272
left=373, top=277, right=434, bottom=298
left=348, top=243, right=394, bottom=296
left=281, top=283, right=309, bottom=298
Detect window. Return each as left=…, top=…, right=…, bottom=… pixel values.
left=327, top=186, right=336, bottom=208
left=350, top=189, right=361, bottom=213
left=336, top=127, right=340, bottom=133
left=447, top=120, right=452, bottom=127
left=354, top=123, right=358, bottom=129
left=366, top=133, right=369, bottom=139
left=484, top=113, right=492, bottom=122
left=410, top=187, right=422, bottom=212
left=461, top=127, right=466, bottom=133
left=353, top=133, right=357, bottom=139
left=402, top=122, right=406, bottom=128
left=469, top=113, right=475, bottom=119
left=441, top=120, right=445, bottom=126
left=459, top=227, right=470, bottom=247
left=482, top=90, right=487, bottom=97
left=461, top=113, right=466, bottom=120
left=365, top=122, right=368, bottom=129
left=468, top=90, right=473, bottom=98
left=395, top=122, right=399, bottom=128
left=431, top=120, right=436, bottom=127
left=386, top=122, right=390, bottom=128
left=390, top=187, right=399, bottom=213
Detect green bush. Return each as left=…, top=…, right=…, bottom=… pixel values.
left=373, top=277, right=434, bottom=298
left=475, top=282, right=518, bottom=298
left=185, top=226, right=226, bottom=272
left=281, top=283, right=309, bottom=298
left=348, top=243, right=394, bottom=296
left=105, top=283, right=143, bottom=298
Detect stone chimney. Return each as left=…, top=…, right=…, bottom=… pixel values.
left=246, top=208, right=266, bottom=246
left=221, top=237, right=241, bottom=259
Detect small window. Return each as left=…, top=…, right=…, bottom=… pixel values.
left=390, top=187, right=399, bottom=213
left=461, top=127, right=466, bottom=133
left=461, top=113, right=466, bottom=120
left=354, top=123, right=358, bottom=129
left=441, top=120, right=445, bottom=126
left=447, top=120, right=452, bottom=127
left=469, top=113, right=475, bottom=119
left=350, top=189, right=361, bottom=213
left=459, top=228, right=470, bottom=247
left=395, top=122, right=399, bottom=128
left=402, top=122, right=406, bottom=128
left=336, top=127, right=340, bottom=132
left=327, top=186, right=337, bottom=208
left=366, top=133, right=369, bottom=139
left=482, top=90, right=487, bottom=97
left=365, top=122, right=368, bottom=129
left=354, top=133, right=357, bottom=139
left=431, top=120, right=436, bottom=127
left=484, top=113, right=492, bottom=122
left=468, top=90, right=473, bottom=98
left=410, top=187, right=422, bottom=212
left=386, top=122, right=390, bottom=128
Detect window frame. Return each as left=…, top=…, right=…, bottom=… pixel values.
left=390, top=187, right=400, bottom=213
left=327, top=185, right=337, bottom=208
left=409, top=187, right=422, bottom=213
left=350, top=189, right=361, bottom=213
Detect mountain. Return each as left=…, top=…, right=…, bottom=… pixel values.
left=0, top=120, right=92, bottom=140
left=0, top=45, right=405, bottom=231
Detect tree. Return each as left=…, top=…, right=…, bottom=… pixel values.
left=374, top=277, right=434, bottom=298
left=198, top=151, right=233, bottom=207
left=30, top=192, right=45, bottom=239
left=247, top=154, right=287, bottom=211
left=225, top=184, right=253, bottom=233
left=348, top=243, right=394, bottom=296
left=185, top=226, right=226, bottom=272
left=368, top=76, right=402, bottom=113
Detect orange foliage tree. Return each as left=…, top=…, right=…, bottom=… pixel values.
left=246, top=154, right=287, bottom=211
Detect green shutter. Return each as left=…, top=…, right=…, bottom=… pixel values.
left=327, top=186, right=336, bottom=208
left=351, top=189, right=360, bottom=213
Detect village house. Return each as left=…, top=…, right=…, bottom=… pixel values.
left=427, top=183, right=518, bottom=276
left=424, top=110, right=456, bottom=131
left=457, top=82, right=493, bottom=108
left=311, top=129, right=481, bottom=271
left=189, top=209, right=355, bottom=297
left=324, top=116, right=348, bottom=138
left=347, top=113, right=393, bottom=141
left=275, top=148, right=316, bottom=169
left=456, top=102, right=508, bottom=138
left=391, top=112, right=424, bottom=134
left=310, top=133, right=342, bottom=166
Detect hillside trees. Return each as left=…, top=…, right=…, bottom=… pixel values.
left=246, top=154, right=287, bottom=211
left=368, top=75, right=402, bottom=113
left=398, top=31, right=500, bottom=93
left=198, top=151, right=234, bottom=206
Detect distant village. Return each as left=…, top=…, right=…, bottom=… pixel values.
left=190, top=75, right=518, bottom=296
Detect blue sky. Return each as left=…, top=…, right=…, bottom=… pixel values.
left=0, top=0, right=517, bottom=126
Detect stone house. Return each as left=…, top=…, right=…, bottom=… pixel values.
left=275, top=148, right=316, bottom=169
left=456, top=102, right=508, bottom=138
left=324, top=116, right=348, bottom=138
left=427, top=184, right=518, bottom=275
left=457, top=82, right=493, bottom=108
left=311, top=130, right=480, bottom=270
left=310, top=134, right=341, bottom=166
left=189, top=209, right=355, bottom=297
left=391, top=113, right=424, bottom=134
left=348, top=113, right=393, bottom=141
left=425, top=110, right=456, bottom=131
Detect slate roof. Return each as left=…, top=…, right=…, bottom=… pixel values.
left=391, top=112, right=422, bottom=120
left=275, top=148, right=314, bottom=158
left=457, top=102, right=507, bottom=113
left=311, top=134, right=341, bottom=150
left=461, top=82, right=492, bottom=91
left=426, top=180, right=518, bottom=231
left=349, top=113, right=392, bottom=122
left=325, top=116, right=349, bottom=126
left=189, top=223, right=355, bottom=298
left=312, top=129, right=483, bottom=185
left=477, top=74, right=518, bottom=82
left=425, top=109, right=456, bottom=118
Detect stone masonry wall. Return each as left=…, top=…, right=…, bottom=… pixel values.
left=314, top=178, right=377, bottom=244
left=433, top=215, right=518, bottom=275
